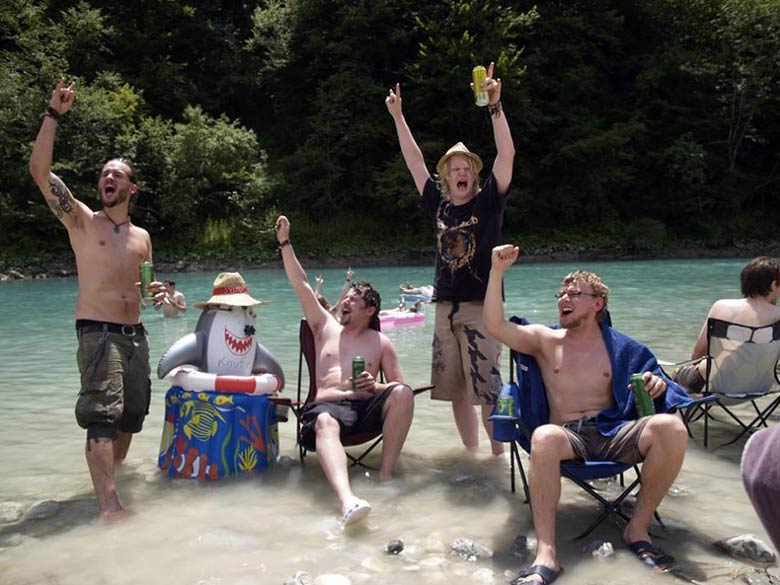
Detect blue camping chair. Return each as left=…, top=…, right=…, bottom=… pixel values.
left=677, top=318, right=780, bottom=447
left=491, top=315, right=664, bottom=540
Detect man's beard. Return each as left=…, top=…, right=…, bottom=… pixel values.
left=102, top=189, right=128, bottom=208
left=561, top=312, right=588, bottom=330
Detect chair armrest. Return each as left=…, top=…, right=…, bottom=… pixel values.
left=268, top=396, right=302, bottom=422
left=412, top=384, right=434, bottom=396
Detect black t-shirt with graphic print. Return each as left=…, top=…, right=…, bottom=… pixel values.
left=421, top=172, right=508, bottom=303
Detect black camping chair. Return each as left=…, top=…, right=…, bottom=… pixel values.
left=273, top=319, right=432, bottom=469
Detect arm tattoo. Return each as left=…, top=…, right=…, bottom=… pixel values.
left=46, top=177, right=75, bottom=219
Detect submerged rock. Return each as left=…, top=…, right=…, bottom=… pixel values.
left=450, top=538, right=494, bottom=561
left=284, top=572, right=312, bottom=585
left=714, top=534, right=776, bottom=564
left=510, top=535, right=531, bottom=561
left=24, top=500, right=60, bottom=520
left=0, top=502, right=25, bottom=523
left=385, top=538, right=404, bottom=554
left=581, top=539, right=615, bottom=559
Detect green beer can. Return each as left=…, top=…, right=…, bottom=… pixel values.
left=352, top=356, right=366, bottom=390
left=630, top=373, right=656, bottom=418
left=139, top=261, right=155, bottom=300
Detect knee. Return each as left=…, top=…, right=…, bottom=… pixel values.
left=530, top=424, right=569, bottom=458
left=388, top=384, right=414, bottom=410
left=648, top=414, right=688, bottom=448
left=314, top=413, right=340, bottom=436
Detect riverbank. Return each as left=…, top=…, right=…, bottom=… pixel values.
left=2, top=240, right=779, bottom=281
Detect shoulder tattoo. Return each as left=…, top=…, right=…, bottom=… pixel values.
left=46, top=177, right=75, bottom=218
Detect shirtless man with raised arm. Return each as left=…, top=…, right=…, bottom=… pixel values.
left=29, top=78, right=165, bottom=519
left=275, top=215, right=414, bottom=526
left=484, top=245, right=691, bottom=584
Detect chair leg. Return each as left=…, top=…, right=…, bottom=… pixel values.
left=347, top=436, right=384, bottom=470
left=512, top=441, right=531, bottom=504
left=561, top=468, right=643, bottom=540
left=720, top=397, right=780, bottom=447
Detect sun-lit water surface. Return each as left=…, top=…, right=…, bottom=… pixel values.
left=0, top=258, right=775, bottom=584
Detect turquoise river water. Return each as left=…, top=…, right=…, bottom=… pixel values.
left=0, top=258, right=776, bottom=584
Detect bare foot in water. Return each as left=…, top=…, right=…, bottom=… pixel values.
left=99, top=508, right=130, bottom=522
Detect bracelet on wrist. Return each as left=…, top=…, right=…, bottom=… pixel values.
left=277, top=239, right=291, bottom=252
left=487, top=101, right=503, bottom=117
left=45, top=106, right=61, bottom=121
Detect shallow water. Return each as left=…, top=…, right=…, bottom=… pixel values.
left=0, top=259, right=776, bottom=584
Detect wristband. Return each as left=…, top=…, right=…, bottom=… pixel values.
left=487, top=101, right=503, bottom=117
left=277, top=239, right=291, bottom=251
left=45, top=106, right=61, bottom=120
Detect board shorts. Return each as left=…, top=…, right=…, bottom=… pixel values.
left=75, top=320, right=151, bottom=440
left=430, top=300, right=503, bottom=405
left=300, top=384, right=410, bottom=451
left=559, top=416, right=651, bottom=465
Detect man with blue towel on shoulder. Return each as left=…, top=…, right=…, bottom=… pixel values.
left=484, top=244, right=691, bottom=584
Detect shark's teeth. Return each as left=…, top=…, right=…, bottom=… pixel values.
left=224, top=327, right=252, bottom=355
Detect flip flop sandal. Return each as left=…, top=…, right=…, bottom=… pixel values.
left=628, top=540, right=676, bottom=571
left=510, top=563, right=563, bottom=585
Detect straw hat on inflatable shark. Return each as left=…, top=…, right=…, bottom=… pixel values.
left=157, top=272, right=284, bottom=394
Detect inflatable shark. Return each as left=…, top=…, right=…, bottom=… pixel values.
left=157, top=304, right=285, bottom=389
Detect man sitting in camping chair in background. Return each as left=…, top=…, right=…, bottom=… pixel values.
left=484, top=245, right=691, bottom=584
left=672, top=256, right=780, bottom=393
left=275, top=215, right=415, bottom=527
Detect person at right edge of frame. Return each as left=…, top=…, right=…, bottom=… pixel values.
left=385, top=61, right=515, bottom=456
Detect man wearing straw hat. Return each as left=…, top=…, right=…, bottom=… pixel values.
left=385, top=61, right=515, bottom=456
left=275, top=215, right=415, bottom=527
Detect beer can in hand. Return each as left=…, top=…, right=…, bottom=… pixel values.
left=352, top=356, right=366, bottom=391
left=630, top=373, right=656, bottom=418
left=472, top=65, right=489, bottom=107
left=139, top=261, right=155, bottom=300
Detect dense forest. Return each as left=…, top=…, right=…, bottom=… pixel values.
left=1, top=0, right=779, bottom=266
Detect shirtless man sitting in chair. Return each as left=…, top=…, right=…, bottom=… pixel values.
left=275, top=215, right=415, bottom=527
left=484, top=244, right=691, bottom=584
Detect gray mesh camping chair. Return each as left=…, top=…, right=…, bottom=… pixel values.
left=687, top=318, right=780, bottom=447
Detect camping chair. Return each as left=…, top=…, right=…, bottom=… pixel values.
left=490, top=316, right=663, bottom=540
left=273, top=319, right=432, bottom=469
left=680, top=318, right=780, bottom=448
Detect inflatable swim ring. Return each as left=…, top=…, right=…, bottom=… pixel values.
left=172, top=368, right=282, bottom=395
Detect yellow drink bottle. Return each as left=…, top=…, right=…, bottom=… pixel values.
left=472, top=65, right=489, bottom=107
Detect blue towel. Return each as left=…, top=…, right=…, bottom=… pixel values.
left=512, top=317, right=694, bottom=440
